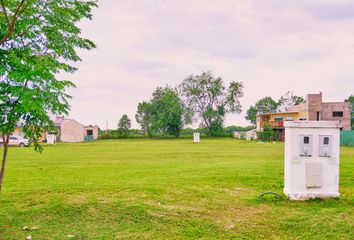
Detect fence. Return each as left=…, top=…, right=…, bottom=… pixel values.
left=256, top=131, right=280, bottom=142
left=340, top=131, right=354, bottom=146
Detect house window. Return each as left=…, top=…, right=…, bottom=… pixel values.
left=86, top=129, right=93, bottom=136
left=274, top=117, right=283, bottom=121
left=285, top=116, right=294, bottom=121
left=332, top=111, right=343, bottom=117
left=299, top=118, right=307, bottom=121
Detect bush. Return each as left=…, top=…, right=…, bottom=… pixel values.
left=98, top=133, right=113, bottom=140
left=257, top=131, right=280, bottom=142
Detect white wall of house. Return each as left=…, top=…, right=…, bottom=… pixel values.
left=60, top=120, right=85, bottom=142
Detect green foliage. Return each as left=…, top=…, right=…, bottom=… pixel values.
left=277, top=91, right=305, bottom=112
left=118, top=114, right=131, bottom=138
left=245, top=97, right=278, bottom=125
left=136, top=86, right=185, bottom=137
left=263, top=123, right=273, bottom=132
left=345, top=95, right=354, bottom=111
left=0, top=0, right=97, bottom=150
left=136, top=101, right=153, bottom=137
left=224, top=125, right=255, bottom=133
left=179, top=72, right=243, bottom=136
left=0, top=0, right=96, bottom=192
left=256, top=131, right=280, bottom=142
left=245, top=91, right=304, bottom=125
left=245, top=106, right=258, bottom=125
left=345, top=95, right=354, bottom=129
left=97, top=133, right=113, bottom=140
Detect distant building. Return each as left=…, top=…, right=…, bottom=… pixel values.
left=257, top=92, right=351, bottom=135
left=54, top=116, right=99, bottom=142
left=12, top=122, right=46, bottom=141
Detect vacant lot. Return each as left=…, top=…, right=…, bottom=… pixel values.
left=0, top=139, right=353, bottom=239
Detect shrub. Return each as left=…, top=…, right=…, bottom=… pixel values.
left=257, top=131, right=280, bottom=142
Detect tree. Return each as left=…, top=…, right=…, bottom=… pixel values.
left=0, top=0, right=97, bottom=192
left=179, top=72, right=244, bottom=136
left=118, top=114, right=131, bottom=137
left=245, top=97, right=278, bottom=125
left=135, top=101, right=153, bottom=137
left=245, top=92, right=304, bottom=125
left=136, top=86, right=186, bottom=137
left=245, top=106, right=258, bottom=125
left=345, top=95, right=354, bottom=111
left=150, top=86, right=185, bottom=137
left=345, top=95, right=354, bottom=129
left=277, top=91, right=305, bottom=112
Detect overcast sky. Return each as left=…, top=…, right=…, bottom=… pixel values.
left=60, top=0, right=354, bottom=129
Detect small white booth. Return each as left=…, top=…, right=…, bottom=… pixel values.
left=193, top=133, right=200, bottom=143
left=284, top=121, right=340, bottom=200
left=46, top=134, right=56, bottom=144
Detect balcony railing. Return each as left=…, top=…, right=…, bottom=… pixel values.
left=268, top=121, right=284, bottom=128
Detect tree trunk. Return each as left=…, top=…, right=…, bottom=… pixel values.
left=0, top=134, right=10, bottom=193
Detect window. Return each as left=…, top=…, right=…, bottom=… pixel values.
left=332, top=111, right=343, bottom=117
left=285, top=116, right=294, bottom=121
left=86, top=129, right=93, bottom=136
left=9, top=136, right=17, bottom=140
left=323, top=137, right=329, bottom=145
left=304, top=136, right=310, bottom=144
left=274, top=117, right=283, bottom=121
left=299, top=118, right=307, bottom=121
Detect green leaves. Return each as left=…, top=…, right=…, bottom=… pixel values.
left=0, top=0, right=97, bottom=149
left=179, top=72, right=244, bottom=136
left=118, top=114, right=131, bottom=138
left=136, top=87, right=185, bottom=137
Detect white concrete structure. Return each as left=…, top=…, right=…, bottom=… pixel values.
left=193, top=133, right=200, bottom=143
left=54, top=116, right=99, bottom=142
left=46, top=134, right=56, bottom=144
left=284, top=121, right=341, bottom=200
left=246, top=129, right=257, bottom=140
left=60, top=119, right=85, bottom=142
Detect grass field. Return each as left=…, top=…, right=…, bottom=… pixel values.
left=0, top=139, right=353, bottom=239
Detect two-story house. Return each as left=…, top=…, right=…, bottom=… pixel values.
left=256, top=92, right=351, bottom=136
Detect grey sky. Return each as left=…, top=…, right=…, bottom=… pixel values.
left=60, top=0, right=354, bottom=129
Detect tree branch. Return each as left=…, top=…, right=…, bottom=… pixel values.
left=1, top=0, right=10, bottom=27
left=0, top=0, right=26, bottom=46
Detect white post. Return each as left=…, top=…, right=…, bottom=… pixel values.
left=193, top=133, right=200, bottom=143
left=46, top=134, right=55, bottom=144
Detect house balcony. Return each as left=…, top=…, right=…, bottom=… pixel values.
left=268, top=120, right=284, bottom=129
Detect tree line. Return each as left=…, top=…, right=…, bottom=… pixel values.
left=116, top=89, right=354, bottom=138
left=114, top=72, right=244, bottom=138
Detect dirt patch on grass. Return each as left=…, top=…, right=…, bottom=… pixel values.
left=209, top=204, right=271, bottom=230
left=67, top=194, right=87, bottom=205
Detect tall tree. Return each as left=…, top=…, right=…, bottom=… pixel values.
left=118, top=114, right=131, bottom=137
left=277, top=91, right=305, bottom=112
left=0, top=0, right=97, bottom=192
left=135, top=102, right=153, bottom=137
left=245, top=106, right=258, bottom=125
left=150, top=86, right=185, bottom=137
left=136, top=86, right=186, bottom=137
left=179, top=72, right=243, bottom=136
left=245, top=97, right=278, bottom=125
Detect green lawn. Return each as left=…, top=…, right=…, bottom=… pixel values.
left=0, top=139, right=353, bottom=239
